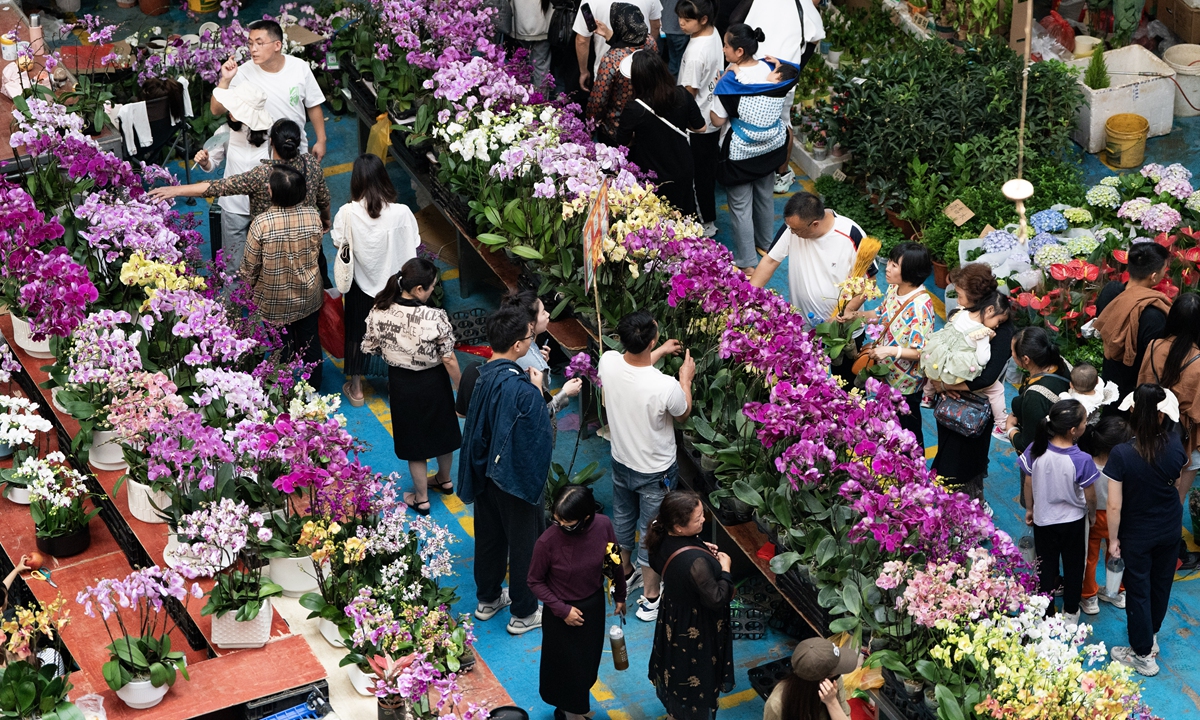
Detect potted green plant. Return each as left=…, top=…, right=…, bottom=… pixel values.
left=24, top=452, right=101, bottom=557
left=76, top=567, right=197, bottom=710
left=61, top=75, right=115, bottom=136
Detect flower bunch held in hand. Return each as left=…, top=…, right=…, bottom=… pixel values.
left=0, top=394, right=52, bottom=449
left=23, top=452, right=100, bottom=539
left=176, top=498, right=282, bottom=621
left=76, top=566, right=199, bottom=691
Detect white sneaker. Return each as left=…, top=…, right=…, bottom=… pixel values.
left=702, top=222, right=718, bottom=238
left=1153, top=633, right=1160, bottom=657
left=1099, top=590, right=1127, bottom=609
left=1062, top=610, right=1081, bottom=628
left=474, top=588, right=511, bottom=621
left=1080, top=595, right=1100, bottom=615
left=1111, top=645, right=1159, bottom=676
left=773, top=170, right=796, bottom=194
left=506, top=607, right=542, bottom=635
left=625, top=567, right=643, bottom=593
left=636, top=594, right=661, bottom=622
left=991, top=425, right=1010, bottom=442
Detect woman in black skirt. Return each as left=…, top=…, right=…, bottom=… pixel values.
left=528, top=486, right=627, bottom=720
left=332, top=153, right=420, bottom=407
left=361, top=257, right=461, bottom=515
left=647, top=490, right=734, bottom=720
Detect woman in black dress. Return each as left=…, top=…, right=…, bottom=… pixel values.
left=361, top=258, right=462, bottom=515
left=647, top=491, right=735, bottom=720
left=528, top=486, right=627, bottom=720
left=929, top=264, right=1014, bottom=500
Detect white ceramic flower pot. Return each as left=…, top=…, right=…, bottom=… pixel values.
left=346, top=662, right=377, bottom=696
left=268, top=555, right=318, bottom=597
left=10, top=316, right=52, bottom=359
left=4, top=485, right=30, bottom=505
left=89, top=429, right=128, bottom=472
left=51, top=388, right=68, bottom=415
left=127, top=477, right=171, bottom=524
left=211, top=598, right=273, bottom=649
left=115, top=678, right=170, bottom=709
left=318, top=617, right=345, bottom=648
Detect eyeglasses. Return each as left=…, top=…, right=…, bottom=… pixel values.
left=554, top=515, right=592, bottom=533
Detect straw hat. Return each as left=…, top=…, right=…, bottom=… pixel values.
left=212, top=82, right=272, bottom=132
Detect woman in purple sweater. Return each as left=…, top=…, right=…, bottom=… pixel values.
left=528, top=486, right=628, bottom=720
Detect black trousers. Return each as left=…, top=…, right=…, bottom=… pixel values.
left=343, top=280, right=373, bottom=377
left=898, top=390, right=925, bottom=451
left=283, top=308, right=323, bottom=391
left=1123, top=532, right=1178, bottom=656
left=690, top=131, right=720, bottom=225
left=1034, top=516, right=1086, bottom=615
left=474, top=478, right=545, bottom=619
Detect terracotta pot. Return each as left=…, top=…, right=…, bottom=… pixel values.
left=139, top=0, right=170, bottom=15
left=907, top=1, right=927, bottom=14
left=885, top=209, right=918, bottom=240
left=932, top=260, right=949, bottom=288
left=37, top=525, right=91, bottom=558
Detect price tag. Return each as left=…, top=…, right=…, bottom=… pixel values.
left=851, top=77, right=867, bottom=85
left=943, top=199, right=975, bottom=227
left=326, top=52, right=340, bottom=70
left=980, top=223, right=996, bottom=238
left=832, top=168, right=847, bottom=182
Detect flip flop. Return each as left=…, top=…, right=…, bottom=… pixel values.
left=342, top=381, right=365, bottom=407
left=403, top=492, right=431, bottom=516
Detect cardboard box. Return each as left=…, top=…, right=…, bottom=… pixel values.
left=1162, top=0, right=1200, bottom=43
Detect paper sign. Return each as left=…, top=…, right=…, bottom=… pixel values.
left=582, top=179, right=610, bottom=293
left=980, top=224, right=996, bottom=238
left=832, top=168, right=847, bottom=182
left=943, top=199, right=976, bottom=227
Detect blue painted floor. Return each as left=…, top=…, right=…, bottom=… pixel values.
left=149, top=50, right=1200, bottom=720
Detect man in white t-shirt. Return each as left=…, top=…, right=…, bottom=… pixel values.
left=574, top=0, right=663, bottom=89
left=750, top=191, right=874, bottom=323
left=212, top=20, right=328, bottom=160
left=597, top=310, right=694, bottom=623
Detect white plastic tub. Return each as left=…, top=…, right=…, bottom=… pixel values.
left=1163, top=44, right=1200, bottom=117
left=1068, top=45, right=1176, bottom=153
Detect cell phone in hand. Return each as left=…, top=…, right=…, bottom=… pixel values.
left=580, top=2, right=597, bottom=33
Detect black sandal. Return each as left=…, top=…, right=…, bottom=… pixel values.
left=403, top=492, right=431, bottom=516
left=432, top=477, right=455, bottom=495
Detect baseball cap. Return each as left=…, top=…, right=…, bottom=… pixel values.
left=790, top=637, right=859, bottom=682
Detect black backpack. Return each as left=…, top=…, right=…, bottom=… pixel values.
left=549, top=0, right=578, bottom=49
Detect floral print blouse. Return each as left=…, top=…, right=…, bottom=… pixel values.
left=877, top=285, right=935, bottom=396
left=586, top=38, right=657, bottom=140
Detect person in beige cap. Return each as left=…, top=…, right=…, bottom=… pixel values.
left=193, top=82, right=274, bottom=273
left=763, top=637, right=857, bottom=720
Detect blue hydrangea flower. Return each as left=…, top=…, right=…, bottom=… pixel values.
left=1031, top=209, right=1067, bottom=234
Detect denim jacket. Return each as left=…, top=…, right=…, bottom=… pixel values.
left=457, top=359, right=553, bottom=506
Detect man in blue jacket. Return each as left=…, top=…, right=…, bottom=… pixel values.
left=459, top=305, right=553, bottom=635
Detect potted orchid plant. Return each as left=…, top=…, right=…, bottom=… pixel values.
left=0, top=595, right=79, bottom=720
left=174, top=499, right=282, bottom=649
left=77, top=566, right=200, bottom=710
left=106, top=371, right=188, bottom=524
left=0, top=394, right=53, bottom=503
left=22, top=451, right=101, bottom=557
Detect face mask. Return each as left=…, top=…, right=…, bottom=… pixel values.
left=556, top=514, right=593, bottom=533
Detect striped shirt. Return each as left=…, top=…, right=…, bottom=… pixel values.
left=240, top=205, right=324, bottom=325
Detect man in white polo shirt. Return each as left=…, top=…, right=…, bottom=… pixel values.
left=750, top=191, right=874, bottom=324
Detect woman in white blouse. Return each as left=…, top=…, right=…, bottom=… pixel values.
left=361, top=258, right=462, bottom=515
left=332, top=154, right=420, bottom=407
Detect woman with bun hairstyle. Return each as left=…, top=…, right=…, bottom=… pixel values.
left=150, top=118, right=331, bottom=232
left=708, top=24, right=795, bottom=271
left=361, top=257, right=462, bottom=516
left=647, top=490, right=735, bottom=720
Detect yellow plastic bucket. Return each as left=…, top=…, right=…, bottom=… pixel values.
left=188, top=0, right=218, bottom=13
left=1104, top=113, right=1149, bottom=169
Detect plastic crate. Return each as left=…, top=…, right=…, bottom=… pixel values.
left=257, top=704, right=318, bottom=720
left=747, top=657, right=793, bottom=701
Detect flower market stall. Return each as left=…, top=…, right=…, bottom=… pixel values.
left=0, top=0, right=1184, bottom=716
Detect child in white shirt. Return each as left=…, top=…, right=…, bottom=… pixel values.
left=1059, top=363, right=1119, bottom=424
